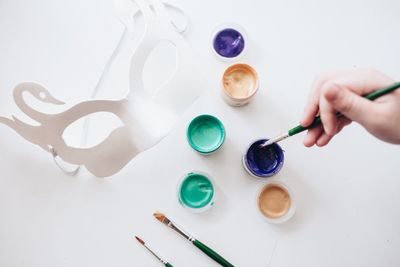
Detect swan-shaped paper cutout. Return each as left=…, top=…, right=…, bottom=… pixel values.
left=0, top=0, right=205, bottom=177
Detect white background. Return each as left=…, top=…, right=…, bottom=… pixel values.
left=1, top=0, right=400, bottom=266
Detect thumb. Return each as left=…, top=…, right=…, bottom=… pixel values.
left=324, top=84, right=379, bottom=127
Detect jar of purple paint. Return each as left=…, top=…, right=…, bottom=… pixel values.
left=212, top=24, right=247, bottom=60
left=243, top=139, right=285, bottom=178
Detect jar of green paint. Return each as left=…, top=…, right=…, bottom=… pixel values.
left=187, top=114, right=225, bottom=155
left=177, top=172, right=216, bottom=213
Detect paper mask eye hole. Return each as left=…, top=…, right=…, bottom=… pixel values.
left=62, top=112, right=124, bottom=149
left=142, top=41, right=178, bottom=97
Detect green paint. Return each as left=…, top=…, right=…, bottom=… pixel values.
left=187, top=115, right=225, bottom=154
left=179, top=173, right=214, bottom=209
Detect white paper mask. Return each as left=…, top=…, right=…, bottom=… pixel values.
left=0, top=0, right=204, bottom=177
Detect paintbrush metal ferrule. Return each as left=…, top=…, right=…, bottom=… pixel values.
left=260, top=132, right=289, bottom=147
left=135, top=236, right=170, bottom=265
left=145, top=245, right=167, bottom=264
left=154, top=212, right=195, bottom=242
left=166, top=218, right=195, bottom=242
left=154, top=212, right=235, bottom=267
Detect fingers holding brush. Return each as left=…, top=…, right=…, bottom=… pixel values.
left=303, top=125, right=323, bottom=147
left=301, top=68, right=400, bottom=146
left=315, top=117, right=352, bottom=147
left=303, top=117, right=352, bottom=147
left=301, top=70, right=353, bottom=127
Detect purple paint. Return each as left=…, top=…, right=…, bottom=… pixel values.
left=213, top=28, right=245, bottom=58
left=243, top=139, right=284, bottom=177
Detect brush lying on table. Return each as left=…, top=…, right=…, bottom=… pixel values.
left=135, top=235, right=174, bottom=267
left=153, top=212, right=235, bottom=267
left=260, top=81, right=400, bottom=147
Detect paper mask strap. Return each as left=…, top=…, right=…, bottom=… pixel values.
left=89, top=1, right=187, bottom=100
left=50, top=146, right=80, bottom=176
left=163, top=2, right=189, bottom=34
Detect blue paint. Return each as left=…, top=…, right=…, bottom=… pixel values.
left=213, top=28, right=245, bottom=58
left=244, top=139, right=284, bottom=177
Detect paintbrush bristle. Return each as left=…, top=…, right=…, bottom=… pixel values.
left=135, top=236, right=145, bottom=245
left=153, top=212, right=166, bottom=223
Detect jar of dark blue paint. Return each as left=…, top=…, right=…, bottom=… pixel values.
left=212, top=24, right=247, bottom=60
left=243, top=139, right=285, bottom=178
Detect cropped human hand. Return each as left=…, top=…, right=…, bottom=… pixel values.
left=300, top=68, right=400, bottom=147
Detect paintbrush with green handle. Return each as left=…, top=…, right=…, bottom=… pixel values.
left=153, top=212, right=235, bottom=267
left=135, top=236, right=174, bottom=267
left=260, top=81, right=400, bottom=147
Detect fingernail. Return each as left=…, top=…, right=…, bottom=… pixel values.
left=325, top=86, right=341, bottom=102
left=302, top=108, right=310, bottom=118
left=303, top=140, right=312, bottom=147
left=300, top=114, right=310, bottom=126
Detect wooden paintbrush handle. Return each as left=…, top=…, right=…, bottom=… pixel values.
left=193, top=239, right=234, bottom=267
left=165, top=263, right=173, bottom=267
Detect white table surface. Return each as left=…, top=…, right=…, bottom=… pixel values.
left=1, top=0, right=400, bottom=266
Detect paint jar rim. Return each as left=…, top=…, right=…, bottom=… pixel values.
left=211, top=23, right=248, bottom=61
left=221, top=63, right=259, bottom=101
left=256, top=181, right=296, bottom=224
left=187, top=114, right=226, bottom=154
left=177, top=171, right=216, bottom=213
left=243, top=138, right=285, bottom=178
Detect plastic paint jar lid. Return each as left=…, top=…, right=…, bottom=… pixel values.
left=187, top=115, right=225, bottom=155
left=177, top=172, right=216, bottom=213
left=257, top=181, right=296, bottom=223
left=243, top=139, right=285, bottom=178
left=221, top=63, right=259, bottom=106
left=211, top=23, right=247, bottom=61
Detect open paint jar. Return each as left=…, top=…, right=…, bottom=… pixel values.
left=257, top=181, right=296, bottom=223
left=187, top=115, right=225, bottom=155
left=178, top=172, right=216, bottom=213
left=243, top=139, right=284, bottom=178
left=221, top=63, right=259, bottom=106
left=212, top=24, right=247, bottom=60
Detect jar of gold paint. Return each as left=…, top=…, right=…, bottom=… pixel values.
left=257, top=181, right=296, bottom=223
left=221, top=63, right=259, bottom=106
